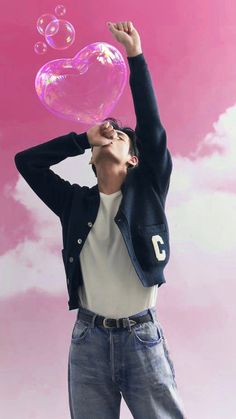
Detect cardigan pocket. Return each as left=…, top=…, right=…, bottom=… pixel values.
left=135, top=223, right=170, bottom=269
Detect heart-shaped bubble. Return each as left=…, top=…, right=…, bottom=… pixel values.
left=35, top=42, right=127, bottom=124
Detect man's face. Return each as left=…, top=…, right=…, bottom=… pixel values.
left=90, top=129, right=136, bottom=169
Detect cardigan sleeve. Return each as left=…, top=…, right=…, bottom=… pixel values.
left=14, top=131, right=91, bottom=218
left=127, top=53, right=172, bottom=196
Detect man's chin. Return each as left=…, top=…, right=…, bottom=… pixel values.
left=102, top=143, right=113, bottom=147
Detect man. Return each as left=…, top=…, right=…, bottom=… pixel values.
left=14, top=20, right=187, bottom=419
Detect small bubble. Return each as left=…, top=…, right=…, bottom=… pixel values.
left=34, top=41, right=47, bottom=55
left=55, top=4, right=66, bottom=17
left=45, top=19, right=75, bottom=50
left=37, top=13, right=57, bottom=35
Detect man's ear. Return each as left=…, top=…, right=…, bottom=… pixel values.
left=128, top=155, right=139, bottom=167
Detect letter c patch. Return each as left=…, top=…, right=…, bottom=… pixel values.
left=151, top=234, right=166, bottom=261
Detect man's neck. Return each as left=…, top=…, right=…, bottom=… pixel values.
left=97, top=166, right=127, bottom=195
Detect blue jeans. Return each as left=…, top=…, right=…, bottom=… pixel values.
left=68, top=306, right=187, bottom=419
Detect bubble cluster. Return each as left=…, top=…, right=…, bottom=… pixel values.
left=35, top=42, right=127, bottom=124
left=34, top=5, right=74, bottom=53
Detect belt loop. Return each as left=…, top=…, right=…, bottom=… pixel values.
left=127, top=319, right=132, bottom=332
left=121, top=318, right=133, bottom=332
left=148, top=307, right=155, bottom=323
left=91, top=313, right=97, bottom=328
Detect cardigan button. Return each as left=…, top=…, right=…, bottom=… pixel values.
left=69, top=257, right=74, bottom=263
left=88, top=222, right=93, bottom=227
left=77, top=238, right=82, bottom=244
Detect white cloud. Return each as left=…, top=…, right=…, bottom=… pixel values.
left=167, top=103, right=236, bottom=252
left=164, top=103, right=236, bottom=307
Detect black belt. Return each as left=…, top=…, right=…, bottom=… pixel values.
left=77, top=308, right=153, bottom=329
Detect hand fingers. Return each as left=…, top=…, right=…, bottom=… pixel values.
left=115, top=21, right=131, bottom=33
left=101, top=122, right=111, bottom=131
left=101, top=121, right=113, bottom=129
left=128, top=21, right=134, bottom=32
left=118, top=21, right=128, bottom=32
left=103, top=128, right=116, bottom=138
left=100, top=122, right=116, bottom=138
left=116, top=22, right=123, bottom=31
left=107, top=22, right=119, bottom=33
left=100, top=122, right=109, bottom=131
left=123, top=22, right=129, bottom=32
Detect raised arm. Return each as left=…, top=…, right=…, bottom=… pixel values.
left=107, top=20, right=172, bottom=196
left=14, top=131, right=91, bottom=218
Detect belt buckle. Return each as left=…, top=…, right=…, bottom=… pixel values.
left=103, top=317, right=114, bottom=328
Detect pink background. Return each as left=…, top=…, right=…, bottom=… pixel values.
left=1, top=0, right=236, bottom=418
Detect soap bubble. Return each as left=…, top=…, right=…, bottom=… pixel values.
left=34, top=41, right=48, bottom=55
left=35, top=42, right=127, bottom=124
left=55, top=4, right=66, bottom=17
left=45, top=19, right=75, bottom=50
left=37, top=13, right=57, bottom=35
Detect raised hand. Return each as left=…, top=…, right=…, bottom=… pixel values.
left=106, top=21, right=142, bottom=56
left=87, top=121, right=117, bottom=147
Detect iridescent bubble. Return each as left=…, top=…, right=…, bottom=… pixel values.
left=34, top=41, right=47, bottom=55
left=35, top=42, right=127, bottom=124
left=55, top=4, right=66, bottom=17
left=37, top=13, right=57, bottom=35
left=45, top=19, right=75, bottom=50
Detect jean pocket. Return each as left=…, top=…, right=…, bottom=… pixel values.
left=133, top=320, right=163, bottom=347
left=71, top=319, right=91, bottom=344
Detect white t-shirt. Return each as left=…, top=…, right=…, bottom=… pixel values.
left=78, top=189, right=158, bottom=318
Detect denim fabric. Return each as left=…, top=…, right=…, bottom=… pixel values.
left=68, top=306, right=187, bottom=419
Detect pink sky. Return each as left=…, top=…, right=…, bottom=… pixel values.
left=1, top=0, right=236, bottom=418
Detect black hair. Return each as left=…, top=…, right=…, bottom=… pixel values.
left=91, top=117, right=139, bottom=178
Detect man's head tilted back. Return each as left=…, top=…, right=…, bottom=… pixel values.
left=89, top=117, right=139, bottom=179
